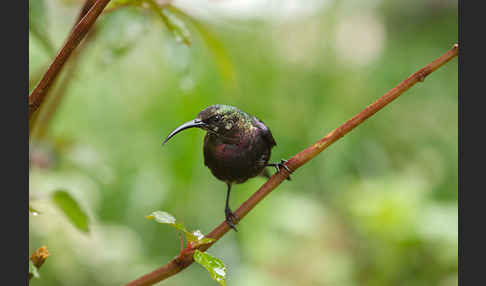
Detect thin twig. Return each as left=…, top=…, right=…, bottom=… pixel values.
left=29, top=0, right=96, bottom=135
left=125, top=43, right=459, bottom=286
left=28, top=0, right=112, bottom=119
left=30, top=0, right=100, bottom=140
left=30, top=28, right=100, bottom=140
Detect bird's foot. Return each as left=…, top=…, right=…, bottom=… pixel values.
left=267, top=159, right=293, bottom=181
left=225, top=207, right=239, bottom=232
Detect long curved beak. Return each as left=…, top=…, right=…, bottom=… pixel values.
left=162, top=119, right=206, bottom=145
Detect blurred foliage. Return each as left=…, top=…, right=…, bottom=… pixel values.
left=29, top=0, right=55, bottom=55
left=106, top=0, right=193, bottom=46
left=29, top=0, right=457, bottom=286
left=52, top=190, right=90, bottom=233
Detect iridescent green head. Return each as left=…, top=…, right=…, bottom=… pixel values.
left=162, top=104, right=254, bottom=145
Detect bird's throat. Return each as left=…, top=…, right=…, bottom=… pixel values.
left=207, top=130, right=241, bottom=145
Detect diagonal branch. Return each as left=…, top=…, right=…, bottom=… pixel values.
left=28, top=0, right=112, bottom=119
left=125, top=43, right=459, bottom=286
left=75, top=0, right=99, bottom=25
left=30, top=0, right=100, bottom=139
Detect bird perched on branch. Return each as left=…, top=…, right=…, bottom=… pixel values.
left=163, top=104, right=292, bottom=231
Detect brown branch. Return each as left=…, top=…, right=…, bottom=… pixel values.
left=125, top=43, right=459, bottom=286
left=30, top=0, right=100, bottom=140
left=29, top=246, right=50, bottom=281
left=28, top=0, right=112, bottom=119
left=76, top=0, right=98, bottom=25
left=29, top=0, right=96, bottom=136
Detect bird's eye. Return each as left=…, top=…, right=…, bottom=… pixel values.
left=213, top=115, right=221, bottom=122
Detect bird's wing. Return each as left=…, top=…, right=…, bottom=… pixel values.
left=253, top=117, right=277, bottom=148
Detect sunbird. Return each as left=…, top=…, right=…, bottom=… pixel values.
left=163, top=104, right=291, bottom=231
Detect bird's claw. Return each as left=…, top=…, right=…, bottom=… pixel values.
left=225, top=208, right=239, bottom=232
left=275, top=159, right=293, bottom=174
left=268, top=159, right=293, bottom=181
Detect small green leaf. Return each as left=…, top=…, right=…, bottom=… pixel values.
left=146, top=210, right=176, bottom=224
left=146, top=211, right=188, bottom=235
left=29, top=205, right=40, bottom=216
left=194, top=250, right=226, bottom=286
left=51, top=190, right=90, bottom=233
left=146, top=211, right=215, bottom=247
left=29, top=260, right=40, bottom=279
left=190, top=230, right=216, bottom=247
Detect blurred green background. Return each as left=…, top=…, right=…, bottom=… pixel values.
left=29, top=0, right=458, bottom=285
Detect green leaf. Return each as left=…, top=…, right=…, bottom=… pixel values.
left=29, top=205, right=40, bottom=216
left=29, top=260, right=40, bottom=279
left=193, top=250, right=226, bottom=286
left=51, top=190, right=90, bottom=233
left=146, top=211, right=215, bottom=246
left=146, top=211, right=188, bottom=234
left=146, top=210, right=176, bottom=224
left=190, top=230, right=216, bottom=247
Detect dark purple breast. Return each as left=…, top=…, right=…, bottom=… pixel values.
left=203, top=132, right=273, bottom=184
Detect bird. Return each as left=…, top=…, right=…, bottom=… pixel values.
left=162, top=104, right=292, bottom=231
